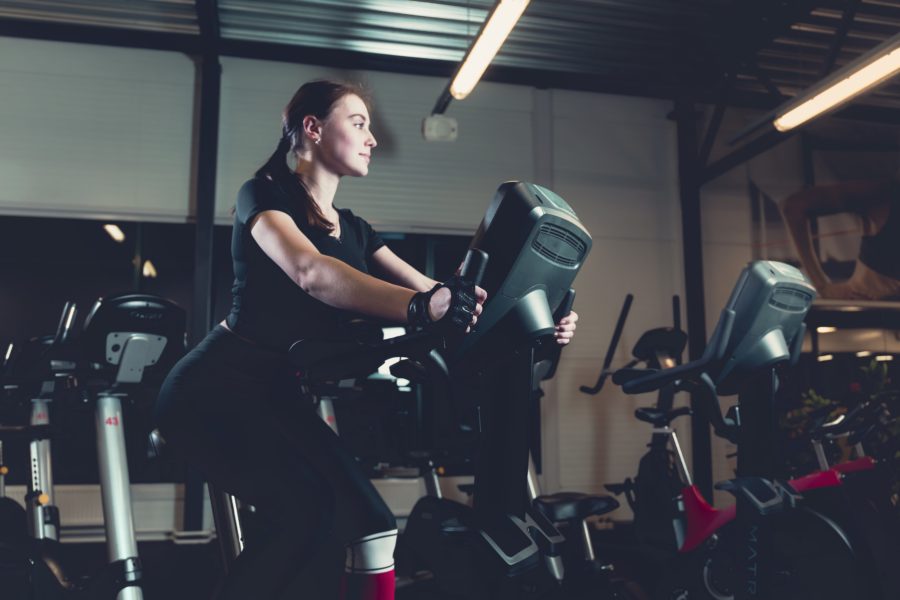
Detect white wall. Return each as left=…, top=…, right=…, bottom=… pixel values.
left=539, top=91, right=686, bottom=518
left=0, top=38, right=195, bottom=221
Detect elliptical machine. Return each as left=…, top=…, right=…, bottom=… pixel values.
left=617, top=261, right=884, bottom=600
left=0, top=294, right=186, bottom=600
left=209, top=181, right=597, bottom=598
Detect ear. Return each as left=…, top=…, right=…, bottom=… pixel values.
left=302, top=115, right=322, bottom=144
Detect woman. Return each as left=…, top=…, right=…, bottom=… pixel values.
left=154, top=80, right=578, bottom=600
left=781, top=178, right=900, bottom=301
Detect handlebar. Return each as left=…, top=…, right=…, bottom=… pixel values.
left=621, top=308, right=735, bottom=395
left=290, top=248, right=489, bottom=384
left=580, top=294, right=633, bottom=395
left=52, top=301, right=78, bottom=346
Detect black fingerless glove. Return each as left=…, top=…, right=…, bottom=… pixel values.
left=407, top=284, right=440, bottom=327
left=408, top=275, right=477, bottom=331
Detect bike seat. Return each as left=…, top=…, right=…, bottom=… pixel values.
left=635, top=406, right=691, bottom=427
left=533, top=492, right=619, bottom=523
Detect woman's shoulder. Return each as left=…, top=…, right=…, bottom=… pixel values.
left=238, top=175, right=282, bottom=199
left=338, top=207, right=373, bottom=225
left=337, top=207, right=378, bottom=233
left=234, top=176, right=295, bottom=224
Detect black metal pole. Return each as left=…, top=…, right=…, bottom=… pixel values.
left=675, top=98, right=713, bottom=501
left=190, top=54, right=220, bottom=348
left=184, top=0, right=222, bottom=533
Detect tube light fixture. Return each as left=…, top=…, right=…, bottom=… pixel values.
left=4, top=342, right=13, bottom=363
left=817, top=354, right=834, bottom=362
left=103, top=224, right=125, bottom=243
left=142, top=260, right=158, bottom=278
left=875, top=355, right=894, bottom=362
left=816, top=326, right=837, bottom=334
left=449, top=0, right=529, bottom=100
left=773, top=32, right=900, bottom=132
left=856, top=351, right=872, bottom=358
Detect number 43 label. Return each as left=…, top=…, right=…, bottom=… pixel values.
left=105, top=416, right=120, bottom=426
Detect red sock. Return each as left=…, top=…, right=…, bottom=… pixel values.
left=338, top=570, right=395, bottom=600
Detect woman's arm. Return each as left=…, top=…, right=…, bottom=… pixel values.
left=251, top=210, right=416, bottom=322
left=369, top=246, right=438, bottom=293
left=369, top=242, right=578, bottom=342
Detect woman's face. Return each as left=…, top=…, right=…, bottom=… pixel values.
left=319, top=94, right=377, bottom=177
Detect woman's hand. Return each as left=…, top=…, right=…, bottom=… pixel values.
left=429, top=284, right=487, bottom=331
left=554, top=311, right=578, bottom=345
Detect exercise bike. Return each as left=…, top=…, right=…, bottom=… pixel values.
left=0, top=294, right=186, bottom=600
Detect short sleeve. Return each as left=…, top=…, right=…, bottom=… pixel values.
left=235, top=177, right=292, bottom=226
left=359, top=215, right=385, bottom=258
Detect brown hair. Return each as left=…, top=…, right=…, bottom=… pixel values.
left=256, top=79, right=371, bottom=232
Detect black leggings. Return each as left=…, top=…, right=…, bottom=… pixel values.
left=154, top=326, right=396, bottom=599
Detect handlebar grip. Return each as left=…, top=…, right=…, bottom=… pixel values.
left=461, top=248, right=488, bottom=286
left=612, top=367, right=658, bottom=387
left=554, top=289, right=575, bottom=322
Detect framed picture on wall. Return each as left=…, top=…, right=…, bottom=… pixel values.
left=748, top=147, right=900, bottom=303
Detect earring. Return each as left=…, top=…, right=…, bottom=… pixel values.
left=315, top=138, right=321, bottom=146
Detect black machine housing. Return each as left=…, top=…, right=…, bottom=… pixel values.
left=455, top=181, right=592, bottom=360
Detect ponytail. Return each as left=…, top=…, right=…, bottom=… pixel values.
left=255, top=132, right=334, bottom=233
left=255, top=133, right=293, bottom=181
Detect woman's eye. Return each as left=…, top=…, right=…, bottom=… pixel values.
left=354, top=122, right=365, bottom=129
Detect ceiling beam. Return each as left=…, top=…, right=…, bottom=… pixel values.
left=699, top=69, right=736, bottom=167
left=702, top=128, right=794, bottom=184
left=0, top=18, right=199, bottom=53
left=818, top=0, right=860, bottom=78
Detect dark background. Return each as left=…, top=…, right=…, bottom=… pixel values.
left=0, top=214, right=472, bottom=484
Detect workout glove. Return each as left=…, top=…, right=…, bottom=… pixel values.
left=407, top=275, right=477, bottom=331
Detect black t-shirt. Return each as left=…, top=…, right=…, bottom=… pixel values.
left=225, top=176, right=385, bottom=351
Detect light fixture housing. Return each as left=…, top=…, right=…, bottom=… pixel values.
left=142, top=259, right=158, bottom=278
left=429, top=0, right=529, bottom=116
left=773, top=32, right=900, bottom=132
left=449, top=0, right=530, bottom=101
left=103, top=224, right=126, bottom=243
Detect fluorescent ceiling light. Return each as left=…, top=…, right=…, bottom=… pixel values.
left=856, top=351, right=872, bottom=358
left=875, top=355, right=894, bottom=362
left=817, top=354, right=834, bottom=362
left=816, top=326, right=837, bottom=333
left=142, top=260, right=158, bottom=278
left=4, top=342, right=13, bottom=362
left=449, top=0, right=529, bottom=100
left=773, top=33, right=900, bottom=132
left=103, top=224, right=125, bottom=243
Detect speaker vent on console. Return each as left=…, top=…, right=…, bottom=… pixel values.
left=768, top=287, right=813, bottom=312
left=532, top=224, right=586, bottom=267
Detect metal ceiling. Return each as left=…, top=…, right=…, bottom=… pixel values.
left=1, top=0, right=900, bottom=113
